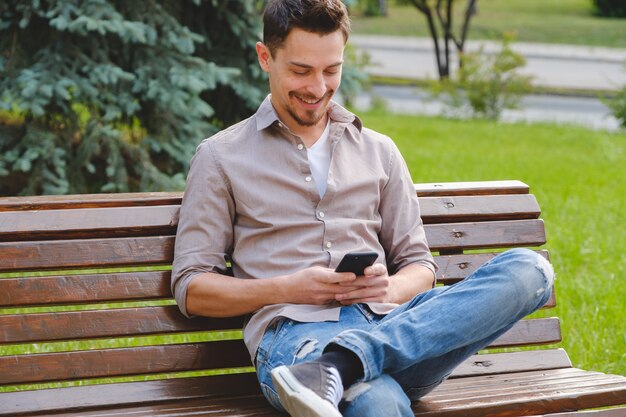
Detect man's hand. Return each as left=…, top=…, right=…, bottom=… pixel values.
left=283, top=266, right=359, bottom=305
left=334, top=263, right=435, bottom=306
left=334, top=263, right=393, bottom=305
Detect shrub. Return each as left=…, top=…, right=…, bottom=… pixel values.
left=604, top=88, right=626, bottom=129
left=431, top=36, right=533, bottom=120
left=592, top=0, right=626, bottom=18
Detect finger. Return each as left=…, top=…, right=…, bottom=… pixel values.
left=363, top=263, right=387, bottom=277
left=325, top=271, right=357, bottom=283
left=335, top=287, right=385, bottom=302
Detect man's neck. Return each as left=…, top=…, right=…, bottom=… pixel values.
left=276, top=113, right=329, bottom=148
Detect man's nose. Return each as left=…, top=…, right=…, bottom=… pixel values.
left=306, top=73, right=327, bottom=98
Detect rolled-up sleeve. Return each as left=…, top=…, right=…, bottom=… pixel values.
left=378, top=140, right=437, bottom=278
left=171, top=139, right=235, bottom=317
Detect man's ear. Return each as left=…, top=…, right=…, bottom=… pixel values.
left=256, top=42, right=271, bottom=72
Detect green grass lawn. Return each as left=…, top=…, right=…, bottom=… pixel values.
left=351, top=0, right=626, bottom=48
left=358, top=109, right=626, bottom=376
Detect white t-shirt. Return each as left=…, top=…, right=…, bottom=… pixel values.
left=307, top=121, right=332, bottom=197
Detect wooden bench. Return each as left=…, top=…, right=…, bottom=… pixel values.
left=1, top=180, right=625, bottom=416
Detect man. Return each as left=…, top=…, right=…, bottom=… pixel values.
left=172, top=1, right=555, bottom=416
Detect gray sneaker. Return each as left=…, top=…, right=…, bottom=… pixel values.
left=270, top=362, right=344, bottom=417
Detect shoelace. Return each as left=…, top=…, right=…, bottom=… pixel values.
left=322, top=366, right=344, bottom=407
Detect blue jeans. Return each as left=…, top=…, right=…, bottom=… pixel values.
left=255, top=248, right=555, bottom=417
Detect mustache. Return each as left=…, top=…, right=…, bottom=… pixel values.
left=289, top=90, right=334, bottom=102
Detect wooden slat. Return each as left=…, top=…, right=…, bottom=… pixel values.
left=0, top=192, right=183, bottom=212
left=0, top=181, right=528, bottom=212
left=434, top=250, right=557, bottom=309
left=5, top=368, right=623, bottom=417
left=0, top=303, right=556, bottom=346
left=488, top=318, right=561, bottom=348
left=0, top=373, right=262, bottom=416
left=0, top=306, right=245, bottom=343
left=39, top=396, right=281, bottom=417
left=0, top=236, right=174, bottom=272
left=0, top=352, right=570, bottom=416
left=0, top=194, right=540, bottom=242
left=0, top=205, right=179, bottom=241
left=450, top=349, right=572, bottom=378
left=415, top=180, right=530, bottom=197
left=0, top=271, right=171, bottom=307
left=0, top=318, right=560, bottom=385
left=429, top=368, right=618, bottom=398
left=0, top=251, right=555, bottom=308
left=0, top=341, right=251, bottom=385
left=529, top=407, right=626, bottom=417
left=434, top=251, right=549, bottom=282
left=414, top=369, right=626, bottom=417
left=419, top=194, right=540, bottom=224
left=0, top=220, right=546, bottom=272
left=425, top=219, right=546, bottom=251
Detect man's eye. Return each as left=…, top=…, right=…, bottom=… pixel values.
left=292, top=70, right=308, bottom=75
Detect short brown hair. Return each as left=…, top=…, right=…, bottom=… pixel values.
left=263, top=0, right=351, bottom=57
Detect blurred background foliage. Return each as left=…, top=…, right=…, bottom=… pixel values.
left=0, top=0, right=269, bottom=195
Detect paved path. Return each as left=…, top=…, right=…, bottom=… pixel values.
left=350, top=35, right=626, bottom=91
left=347, top=84, right=621, bottom=132
left=345, top=35, right=625, bottom=131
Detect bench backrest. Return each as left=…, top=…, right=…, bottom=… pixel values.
left=0, top=180, right=563, bottom=415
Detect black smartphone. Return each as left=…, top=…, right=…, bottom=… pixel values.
left=334, top=252, right=378, bottom=275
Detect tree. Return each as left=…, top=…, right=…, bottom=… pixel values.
left=407, top=0, right=477, bottom=80
left=0, top=0, right=265, bottom=196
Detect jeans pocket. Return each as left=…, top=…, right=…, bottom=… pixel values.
left=260, top=382, right=286, bottom=412
left=256, top=318, right=287, bottom=367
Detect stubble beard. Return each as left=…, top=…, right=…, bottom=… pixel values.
left=287, top=90, right=334, bottom=127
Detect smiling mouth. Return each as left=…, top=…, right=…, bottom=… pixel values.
left=294, top=95, right=323, bottom=105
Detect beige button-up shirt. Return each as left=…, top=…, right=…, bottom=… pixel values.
left=172, top=97, right=437, bottom=361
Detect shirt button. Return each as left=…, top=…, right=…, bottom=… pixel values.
left=326, top=242, right=332, bottom=249
left=305, top=176, right=312, bottom=182
left=319, top=211, right=325, bottom=218
left=297, top=144, right=304, bottom=150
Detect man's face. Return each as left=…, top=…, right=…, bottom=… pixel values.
left=257, top=28, right=345, bottom=133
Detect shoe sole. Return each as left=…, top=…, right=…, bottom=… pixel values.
left=271, top=365, right=343, bottom=417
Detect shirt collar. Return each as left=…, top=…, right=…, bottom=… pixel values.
left=255, top=95, right=363, bottom=133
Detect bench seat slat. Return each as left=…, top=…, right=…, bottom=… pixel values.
left=425, top=219, right=546, bottom=251
left=527, top=408, right=626, bottom=417
left=6, top=366, right=625, bottom=417
left=0, top=194, right=540, bottom=242
left=0, top=319, right=561, bottom=385
left=0, top=181, right=530, bottom=212
left=0, top=220, right=544, bottom=272
left=0, top=206, right=179, bottom=242
left=413, top=373, right=626, bottom=417
left=0, top=271, right=171, bottom=307
left=0, top=350, right=571, bottom=416
left=0, top=341, right=251, bottom=385
left=0, top=192, right=183, bottom=212
left=419, top=194, right=540, bottom=224
left=0, top=292, right=557, bottom=344
left=0, top=252, right=553, bottom=307
left=0, top=237, right=175, bottom=271
left=434, top=250, right=549, bottom=282
left=0, top=373, right=260, bottom=417
left=424, top=372, right=626, bottom=401
left=0, top=306, right=244, bottom=343
left=414, top=180, right=530, bottom=197
left=451, top=349, right=572, bottom=378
